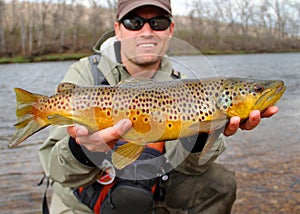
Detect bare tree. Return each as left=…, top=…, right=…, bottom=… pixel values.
left=289, top=2, right=300, bottom=38
left=59, top=0, right=67, bottom=53
left=28, top=3, right=33, bottom=55
left=70, top=0, right=84, bottom=51
left=220, top=0, right=239, bottom=36
left=265, top=0, right=289, bottom=40
left=10, top=0, right=18, bottom=34
left=188, top=0, right=206, bottom=46
left=87, top=0, right=105, bottom=43
left=36, top=0, right=52, bottom=53
left=106, top=0, right=117, bottom=25
left=206, top=0, right=226, bottom=48
left=19, top=2, right=27, bottom=55
left=258, top=1, right=275, bottom=38
left=0, top=0, right=5, bottom=54
left=283, top=1, right=300, bottom=39
left=238, top=1, right=252, bottom=36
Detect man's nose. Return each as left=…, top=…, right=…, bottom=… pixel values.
left=140, top=23, right=153, bottom=35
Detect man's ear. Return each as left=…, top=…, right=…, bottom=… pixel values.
left=169, top=21, right=175, bottom=36
left=114, top=22, right=122, bottom=40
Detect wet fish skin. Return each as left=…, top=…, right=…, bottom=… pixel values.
left=9, top=77, right=286, bottom=169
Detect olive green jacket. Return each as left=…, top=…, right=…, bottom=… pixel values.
left=38, top=35, right=226, bottom=210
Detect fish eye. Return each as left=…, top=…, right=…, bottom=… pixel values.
left=254, top=84, right=264, bottom=93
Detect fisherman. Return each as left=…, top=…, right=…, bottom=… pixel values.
left=38, top=0, right=279, bottom=213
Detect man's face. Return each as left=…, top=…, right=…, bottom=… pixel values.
left=115, top=6, right=174, bottom=67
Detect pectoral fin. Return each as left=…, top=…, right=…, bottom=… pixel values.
left=112, top=143, right=145, bottom=169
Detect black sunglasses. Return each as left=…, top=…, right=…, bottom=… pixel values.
left=120, top=16, right=172, bottom=31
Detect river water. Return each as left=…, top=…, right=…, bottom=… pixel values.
left=0, top=53, right=299, bottom=213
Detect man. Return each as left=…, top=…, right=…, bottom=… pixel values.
left=39, top=0, right=279, bottom=213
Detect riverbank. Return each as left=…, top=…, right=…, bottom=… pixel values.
left=1, top=49, right=299, bottom=64
left=0, top=52, right=91, bottom=64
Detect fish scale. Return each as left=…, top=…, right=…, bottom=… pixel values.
left=9, top=77, right=286, bottom=169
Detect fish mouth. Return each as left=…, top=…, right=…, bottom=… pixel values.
left=276, top=85, right=286, bottom=94
left=255, top=81, right=286, bottom=109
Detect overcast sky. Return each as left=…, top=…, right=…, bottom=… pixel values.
left=171, top=0, right=189, bottom=15
left=95, top=0, right=190, bottom=16
left=15, top=0, right=190, bottom=15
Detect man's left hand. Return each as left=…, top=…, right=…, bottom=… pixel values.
left=223, top=106, right=279, bottom=136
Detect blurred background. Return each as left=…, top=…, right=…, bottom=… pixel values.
left=0, top=0, right=299, bottom=213
left=0, top=0, right=299, bottom=62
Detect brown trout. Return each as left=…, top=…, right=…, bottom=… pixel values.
left=9, top=78, right=285, bottom=169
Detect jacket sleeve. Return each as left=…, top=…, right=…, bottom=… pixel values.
left=38, top=58, right=100, bottom=188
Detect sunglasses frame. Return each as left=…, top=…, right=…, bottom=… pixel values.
left=120, top=16, right=172, bottom=31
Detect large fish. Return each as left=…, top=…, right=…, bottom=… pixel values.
left=9, top=78, right=285, bottom=169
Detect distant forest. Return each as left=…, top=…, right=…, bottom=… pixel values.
left=0, top=0, right=299, bottom=57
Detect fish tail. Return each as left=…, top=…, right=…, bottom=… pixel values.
left=9, top=88, right=49, bottom=148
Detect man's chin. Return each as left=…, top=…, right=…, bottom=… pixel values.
left=132, top=55, right=162, bottom=66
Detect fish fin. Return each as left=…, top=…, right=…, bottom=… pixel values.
left=112, top=143, right=145, bottom=169
left=47, top=114, right=93, bottom=132
left=189, top=118, right=227, bottom=133
left=9, top=88, right=49, bottom=148
left=116, top=78, right=142, bottom=86
left=56, top=82, right=79, bottom=93
left=117, top=78, right=157, bottom=87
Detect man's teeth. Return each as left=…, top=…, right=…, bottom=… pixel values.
left=139, top=43, right=155, bottom=47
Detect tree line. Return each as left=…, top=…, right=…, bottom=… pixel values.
left=0, top=0, right=299, bottom=57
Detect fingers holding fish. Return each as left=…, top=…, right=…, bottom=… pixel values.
left=97, top=119, right=132, bottom=149
left=261, top=106, right=279, bottom=118
left=239, top=106, right=279, bottom=130
left=66, top=119, right=132, bottom=152
left=224, top=110, right=261, bottom=135
left=224, top=105, right=278, bottom=136
left=239, top=110, right=261, bottom=131
left=224, top=116, right=240, bottom=136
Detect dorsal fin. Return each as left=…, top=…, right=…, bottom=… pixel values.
left=117, top=78, right=158, bottom=88
left=117, top=77, right=144, bottom=86
left=56, top=82, right=79, bottom=93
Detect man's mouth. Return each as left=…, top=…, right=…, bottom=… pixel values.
left=137, top=43, right=156, bottom=48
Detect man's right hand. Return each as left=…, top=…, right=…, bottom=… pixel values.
left=67, top=119, right=132, bottom=152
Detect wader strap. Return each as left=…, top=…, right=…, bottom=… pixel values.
left=38, top=174, right=50, bottom=214
left=171, top=69, right=181, bottom=79
left=88, top=54, right=109, bottom=86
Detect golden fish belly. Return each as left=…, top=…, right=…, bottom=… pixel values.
left=91, top=107, right=200, bottom=144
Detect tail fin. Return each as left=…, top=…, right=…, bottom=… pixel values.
left=9, top=88, right=49, bottom=148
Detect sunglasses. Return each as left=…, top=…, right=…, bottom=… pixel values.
left=120, top=16, right=172, bottom=31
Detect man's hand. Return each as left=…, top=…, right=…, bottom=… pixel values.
left=67, top=119, right=132, bottom=152
left=224, top=106, right=279, bottom=137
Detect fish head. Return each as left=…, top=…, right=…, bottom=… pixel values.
left=217, top=78, right=286, bottom=119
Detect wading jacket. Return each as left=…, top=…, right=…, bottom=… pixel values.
left=38, top=34, right=227, bottom=212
